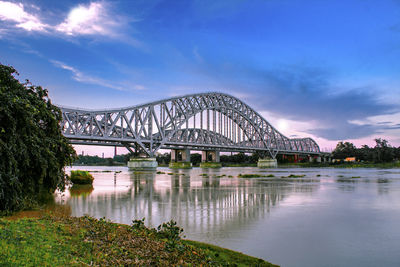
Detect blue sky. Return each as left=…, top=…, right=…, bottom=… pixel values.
left=1, top=0, right=399, bottom=155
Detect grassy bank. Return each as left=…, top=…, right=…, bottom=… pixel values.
left=280, top=161, right=400, bottom=168
left=0, top=213, right=277, bottom=266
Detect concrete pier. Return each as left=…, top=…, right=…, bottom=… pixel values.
left=128, top=157, right=158, bottom=171
left=257, top=158, right=278, bottom=168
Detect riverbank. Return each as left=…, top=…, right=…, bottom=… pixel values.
left=280, top=161, right=400, bottom=168
left=75, top=161, right=399, bottom=169
left=0, top=212, right=276, bottom=266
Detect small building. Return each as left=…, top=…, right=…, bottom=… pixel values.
left=344, top=157, right=356, bottom=162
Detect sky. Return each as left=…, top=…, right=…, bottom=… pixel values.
left=1, top=0, right=399, bottom=156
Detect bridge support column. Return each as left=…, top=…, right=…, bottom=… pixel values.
left=200, top=150, right=222, bottom=168
left=257, top=158, right=278, bottom=168
left=128, top=157, right=158, bottom=171
left=316, top=156, right=322, bottom=163
left=169, top=149, right=192, bottom=169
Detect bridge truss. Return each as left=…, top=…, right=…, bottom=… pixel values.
left=60, top=92, right=320, bottom=158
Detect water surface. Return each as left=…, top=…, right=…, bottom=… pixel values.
left=58, top=166, right=400, bottom=267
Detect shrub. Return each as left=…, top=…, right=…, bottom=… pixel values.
left=70, top=170, right=94, bottom=185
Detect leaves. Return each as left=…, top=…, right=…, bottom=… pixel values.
left=0, top=64, right=76, bottom=212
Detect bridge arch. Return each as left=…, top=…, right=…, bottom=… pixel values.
left=60, top=92, right=320, bottom=157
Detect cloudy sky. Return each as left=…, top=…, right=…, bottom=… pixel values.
left=1, top=0, right=399, bottom=156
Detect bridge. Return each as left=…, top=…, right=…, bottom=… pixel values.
left=59, top=92, right=323, bottom=168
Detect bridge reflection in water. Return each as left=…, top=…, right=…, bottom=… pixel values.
left=59, top=167, right=320, bottom=243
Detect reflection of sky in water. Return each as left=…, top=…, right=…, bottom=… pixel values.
left=57, top=167, right=400, bottom=267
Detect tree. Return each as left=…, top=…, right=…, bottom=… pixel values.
left=332, top=141, right=356, bottom=160
left=0, top=64, right=76, bottom=212
left=374, top=138, right=394, bottom=163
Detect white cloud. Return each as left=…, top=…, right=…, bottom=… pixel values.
left=0, top=1, right=47, bottom=31
left=50, top=60, right=145, bottom=91
left=0, top=1, right=134, bottom=41
left=56, top=2, right=120, bottom=36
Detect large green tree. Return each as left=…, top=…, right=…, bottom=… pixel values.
left=332, top=141, right=357, bottom=159
left=0, top=64, right=76, bottom=212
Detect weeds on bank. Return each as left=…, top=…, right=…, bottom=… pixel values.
left=0, top=214, right=274, bottom=266
left=0, top=214, right=276, bottom=266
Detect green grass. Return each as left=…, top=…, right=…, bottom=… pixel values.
left=169, top=162, right=192, bottom=169
left=221, top=163, right=258, bottom=167
left=185, top=240, right=278, bottom=267
left=69, top=170, right=94, bottom=185
left=281, top=161, right=400, bottom=168
left=200, top=162, right=223, bottom=168
left=0, top=214, right=277, bottom=266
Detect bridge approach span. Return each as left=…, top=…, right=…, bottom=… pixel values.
left=60, top=92, right=320, bottom=158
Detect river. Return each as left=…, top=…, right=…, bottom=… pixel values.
left=57, top=166, right=400, bottom=267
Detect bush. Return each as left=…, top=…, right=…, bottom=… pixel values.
left=0, top=64, right=76, bottom=212
left=70, top=170, right=94, bottom=185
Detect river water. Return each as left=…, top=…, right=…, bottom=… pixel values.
left=58, top=166, right=400, bottom=267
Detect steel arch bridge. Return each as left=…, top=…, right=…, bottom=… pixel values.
left=59, top=92, right=320, bottom=158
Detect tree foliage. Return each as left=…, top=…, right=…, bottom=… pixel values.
left=332, top=138, right=399, bottom=163
left=0, top=64, right=76, bottom=212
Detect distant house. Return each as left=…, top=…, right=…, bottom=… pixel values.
left=345, top=157, right=356, bottom=162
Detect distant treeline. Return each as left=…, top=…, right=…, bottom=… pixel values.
left=332, top=138, right=400, bottom=163
left=74, top=138, right=400, bottom=166
left=74, top=152, right=262, bottom=166
left=74, top=154, right=130, bottom=166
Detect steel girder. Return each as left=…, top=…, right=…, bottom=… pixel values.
left=60, top=92, right=320, bottom=157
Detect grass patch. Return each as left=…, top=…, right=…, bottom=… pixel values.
left=200, top=162, right=222, bottom=168
left=169, top=162, right=192, bottom=169
left=238, top=173, right=276, bottom=178
left=0, top=214, right=276, bottom=266
left=287, top=174, right=306, bottom=178
left=221, top=163, right=258, bottom=167
left=238, top=174, right=262, bottom=178
left=185, top=240, right=277, bottom=267
left=279, top=174, right=306, bottom=178
left=281, top=161, right=400, bottom=168
left=69, top=170, right=94, bottom=185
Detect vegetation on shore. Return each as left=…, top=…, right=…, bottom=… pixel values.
left=75, top=138, right=400, bottom=168
left=69, top=170, right=94, bottom=185
left=0, top=64, right=75, bottom=213
left=331, top=138, right=400, bottom=163
left=0, top=213, right=276, bottom=266
left=280, top=161, right=400, bottom=168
